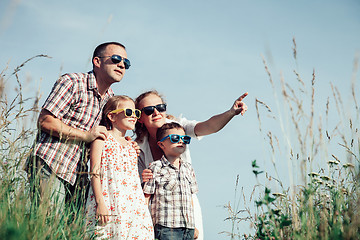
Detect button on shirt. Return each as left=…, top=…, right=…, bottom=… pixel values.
left=34, top=71, right=114, bottom=185
left=143, top=156, right=199, bottom=229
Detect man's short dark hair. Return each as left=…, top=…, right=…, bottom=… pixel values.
left=92, top=42, right=126, bottom=66
left=156, top=122, right=185, bottom=142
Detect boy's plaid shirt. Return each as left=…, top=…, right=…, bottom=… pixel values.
left=143, top=156, right=199, bottom=229
left=34, top=71, right=114, bottom=185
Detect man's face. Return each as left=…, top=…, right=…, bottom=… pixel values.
left=94, top=44, right=128, bottom=84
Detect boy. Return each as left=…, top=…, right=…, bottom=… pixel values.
left=143, top=122, right=199, bottom=240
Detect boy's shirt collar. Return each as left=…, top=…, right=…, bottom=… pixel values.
left=160, top=155, right=182, bottom=170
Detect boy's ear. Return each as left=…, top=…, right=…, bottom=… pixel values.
left=157, top=141, right=165, bottom=151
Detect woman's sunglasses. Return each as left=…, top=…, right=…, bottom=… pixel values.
left=159, top=134, right=191, bottom=144
left=141, top=104, right=167, bottom=116
left=98, top=55, right=131, bottom=69
left=110, top=108, right=141, bottom=119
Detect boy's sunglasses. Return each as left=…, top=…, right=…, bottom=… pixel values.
left=159, top=134, right=191, bottom=144
left=98, top=55, right=131, bottom=69
left=141, top=104, right=167, bottom=116
left=110, top=108, right=141, bottom=119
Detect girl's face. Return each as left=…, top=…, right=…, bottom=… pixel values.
left=138, top=94, right=166, bottom=130
left=109, top=100, right=138, bottom=131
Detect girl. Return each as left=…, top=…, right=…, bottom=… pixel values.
left=85, top=95, right=154, bottom=239
left=134, top=90, right=248, bottom=240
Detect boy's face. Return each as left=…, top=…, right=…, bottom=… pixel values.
left=158, top=128, right=187, bottom=157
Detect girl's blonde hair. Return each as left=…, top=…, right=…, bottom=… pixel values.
left=101, top=95, right=134, bottom=130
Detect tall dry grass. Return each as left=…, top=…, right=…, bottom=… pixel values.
left=0, top=56, right=89, bottom=239
left=223, top=39, right=360, bottom=239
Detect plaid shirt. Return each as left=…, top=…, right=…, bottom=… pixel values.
left=34, top=71, right=114, bottom=185
left=143, top=156, right=199, bottom=229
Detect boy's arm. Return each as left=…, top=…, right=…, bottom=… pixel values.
left=89, top=138, right=110, bottom=225
left=194, top=92, right=248, bottom=136
left=144, top=193, right=152, bottom=205
left=142, top=163, right=157, bottom=203
left=191, top=197, right=199, bottom=239
left=188, top=164, right=199, bottom=195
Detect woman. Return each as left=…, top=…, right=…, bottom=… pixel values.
left=135, top=90, right=248, bottom=240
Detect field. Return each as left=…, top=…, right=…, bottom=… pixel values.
left=1, top=42, right=359, bottom=239
left=222, top=40, right=360, bottom=239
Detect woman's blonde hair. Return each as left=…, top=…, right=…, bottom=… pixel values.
left=101, top=95, right=134, bottom=130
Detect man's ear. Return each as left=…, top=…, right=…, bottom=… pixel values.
left=93, top=56, right=101, bottom=68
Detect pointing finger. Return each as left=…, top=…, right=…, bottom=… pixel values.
left=238, top=92, right=248, bottom=101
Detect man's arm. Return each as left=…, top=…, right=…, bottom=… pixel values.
left=38, top=109, right=108, bottom=143
left=194, top=92, right=248, bottom=136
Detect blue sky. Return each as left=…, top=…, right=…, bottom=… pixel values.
left=1, top=0, right=360, bottom=238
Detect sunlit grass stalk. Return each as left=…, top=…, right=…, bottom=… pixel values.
left=0, top=57, right=88, bottom=239
left=226, top=39, right=360, bottom=239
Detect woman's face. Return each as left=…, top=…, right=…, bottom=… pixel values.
left=138, top=94, right=166, bottom=130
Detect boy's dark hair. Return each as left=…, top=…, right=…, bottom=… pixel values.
left=156, top=122, right=185, bottom=142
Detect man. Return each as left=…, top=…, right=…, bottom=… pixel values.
left=27, top=42, right=131, bottom=211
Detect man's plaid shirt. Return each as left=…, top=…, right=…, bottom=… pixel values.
left=34, top=71, right=114, bottom=185
left=143, top=156, right=199, bottom=229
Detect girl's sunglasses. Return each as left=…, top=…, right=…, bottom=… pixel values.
left=98, top=55, right=131, bottom=69
left=159, top=134, right=191, bottom=144
left=141, top=104, right=167, bottom=116
left=110, top=108, right=141, bottom=119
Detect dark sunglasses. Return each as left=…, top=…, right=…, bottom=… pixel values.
left=160, top=134, right=191, bottom=144
left=110, top=108, right=141, bottom=119
left=141, top=104, right=167, bottom=116
left=99, top=55, right=131, bottom=69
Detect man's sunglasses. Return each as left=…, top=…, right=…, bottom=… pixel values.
left=159, top=134, right=191, bottom=144
left=141, top=104, right=167, bottom=116
left=98, top=55, right=131, bottom=69
left=110, top=108, right=141, bottom=119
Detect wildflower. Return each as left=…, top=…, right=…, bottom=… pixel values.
left=320, top=193, right=330, bottom=198
left=312, top=177, right=323, bottom=184
left=308, top=172, right=320, bottom=177
left=320, top=175, right=332, bottom=181
left=343, top=163, right=355, bottom=168
left=325, top=183, right=334, bottom=189
left=341, top=188, right=348, bottom=195
left=272, top=193, right=286, bottom=198
left=327, top=160, right=339, bottom=165
left=272, top=208, right=282, bottom=215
